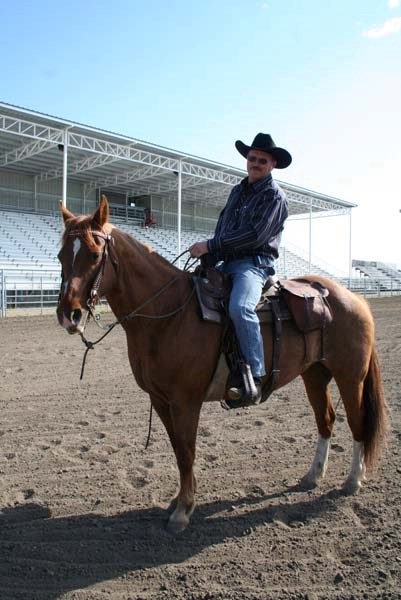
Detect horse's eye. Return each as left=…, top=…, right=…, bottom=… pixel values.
left=91, top=252, right=101, bottom=261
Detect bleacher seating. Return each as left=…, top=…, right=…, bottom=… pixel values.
left=352, top=259, right=401, bottom=288
left=0, top=210, right=60, bottom=270
left=119, top=222, right=333, bottom=279
left=0, top=208, right=352, bottom=279
left=1, top=210, right=400, bottom=300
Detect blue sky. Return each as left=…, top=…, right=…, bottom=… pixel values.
left=2, top=0, right=401, bottom=271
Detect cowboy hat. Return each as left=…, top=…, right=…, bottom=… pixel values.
left=235, top=133, right=292, bottom=169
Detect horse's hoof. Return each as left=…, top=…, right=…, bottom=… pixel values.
left=342, top=478, right=361, bottom=495
left=166, top=512, right=190, bottom=535
left=166, top=498, right=178, bottom=515
left=299, top=474, right=318, bottom=490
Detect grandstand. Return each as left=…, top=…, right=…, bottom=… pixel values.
left=2, top=206, right=399, bottom=317
left=352, top=259, right=401, bottom=292
left=1, top=102, right=400, bottom=316
left=0, top=207, right=333, bottom=274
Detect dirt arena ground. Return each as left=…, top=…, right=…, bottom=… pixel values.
left=0, top=296, right=400, bottom=600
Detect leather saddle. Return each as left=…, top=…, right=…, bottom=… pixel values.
left=193, top=267, right=333, bottom=407
left=193, top=267, right=333, bottom=333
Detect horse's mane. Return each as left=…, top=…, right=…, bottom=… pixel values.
left=113, top=226, right=183, bottom=273
left=62, top=215, right=185, bottom=275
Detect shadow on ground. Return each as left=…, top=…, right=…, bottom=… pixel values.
left=0, top=486, right=346, bottom=599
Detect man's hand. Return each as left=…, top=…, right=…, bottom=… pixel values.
left=189, top=241, right=209, bottom=258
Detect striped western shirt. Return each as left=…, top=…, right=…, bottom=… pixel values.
left=207, top=174, right=288, bottom=262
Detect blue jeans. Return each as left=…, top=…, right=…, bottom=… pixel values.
left=219, top=256, right=274, bottom=378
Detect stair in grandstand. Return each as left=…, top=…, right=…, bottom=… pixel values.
left=352, top=259, right=401, bottom=291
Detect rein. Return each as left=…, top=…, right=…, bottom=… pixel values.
left=79, top=273, right=195, bottom=378
left=63, top=231, right=196, bottom=378
left=61, top=229, right=197, bottom=449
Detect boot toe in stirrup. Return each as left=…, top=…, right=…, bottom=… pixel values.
left=223, top=382, right=262, bottom=409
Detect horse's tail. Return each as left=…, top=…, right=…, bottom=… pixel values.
left=362, top=345, right=390, bottom=471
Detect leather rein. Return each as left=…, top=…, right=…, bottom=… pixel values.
left=61, top=229, right=196, bottom=379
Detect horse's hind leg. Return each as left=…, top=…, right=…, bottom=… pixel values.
left=300, top=363, right=335, bottom=488
left=333, top=378, right=366, bottom=495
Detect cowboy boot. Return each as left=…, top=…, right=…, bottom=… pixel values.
left=225, top=364, right=262, bottom=408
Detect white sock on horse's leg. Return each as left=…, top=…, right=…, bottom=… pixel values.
left=343, top=440, right=365, bottom=494
left=300, top=434, right=330, bottom=488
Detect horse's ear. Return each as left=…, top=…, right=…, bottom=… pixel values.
left=60, top=200, right=75, bottom=223
left=92, top=194, right=109, bottom=228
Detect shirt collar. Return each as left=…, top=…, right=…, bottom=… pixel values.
left=242, top=173, right=273, bottom=192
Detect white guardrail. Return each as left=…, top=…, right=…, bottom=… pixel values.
left=0, top=269, right=61, bottom=317
left=1, top=269, right=401, bottom=318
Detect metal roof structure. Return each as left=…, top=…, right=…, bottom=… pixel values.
left=0, top=102, right=356, bottom=217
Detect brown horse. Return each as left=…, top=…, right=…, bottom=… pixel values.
left=57, top=196, right=389, bottom=534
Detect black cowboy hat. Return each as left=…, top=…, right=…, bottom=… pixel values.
left=235, top=133, right=292, bottom=169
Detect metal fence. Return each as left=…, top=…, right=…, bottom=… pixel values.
left=0, top=270, right=60, bottom=317
left=1, top=269, right=400, bottom=318
left=337, top=276, right=401, bottom=297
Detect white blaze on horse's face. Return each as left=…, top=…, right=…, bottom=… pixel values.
left=58, top=236, right=89, bottom=334
left=62, top=237, right=81, bottom=295
left=72, top=238, right=81, bottom=265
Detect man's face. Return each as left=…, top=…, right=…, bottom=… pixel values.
left=246, top=150, right=276, bottom=183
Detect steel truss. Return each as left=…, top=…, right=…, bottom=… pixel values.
left=0, top=110, right=353, bottom=213
left=0, top=103, right=356, bottom=275
left=0, top=114, right=63, bottom=143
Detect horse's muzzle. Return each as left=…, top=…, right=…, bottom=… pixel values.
left=57, top=304, right=87, bottom=334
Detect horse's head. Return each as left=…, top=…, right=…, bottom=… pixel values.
left=57, top=195, right=114, bottom=334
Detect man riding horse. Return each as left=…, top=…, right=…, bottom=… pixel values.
left=189, top=133, right=292, bottom=407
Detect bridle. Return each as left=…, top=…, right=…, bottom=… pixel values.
left=85, top=231, right=113, bottom=317
left=59, top=228, right=196, bottom=378
left=62, top=229, right=114, bottom=326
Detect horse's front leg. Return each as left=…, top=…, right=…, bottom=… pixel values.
left=151, top=395, right=201, bottom=534
left=167, top=400, right=201, bottom=534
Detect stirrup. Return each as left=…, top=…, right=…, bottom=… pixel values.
left=222, top=364, right=262, bottom=409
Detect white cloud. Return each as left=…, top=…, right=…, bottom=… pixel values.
left=388, top=0, right=400, bottom=8
left=362, top=16, right=401, bottom=38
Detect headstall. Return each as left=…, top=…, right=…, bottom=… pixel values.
left=66, top=230, right=114, bottom=325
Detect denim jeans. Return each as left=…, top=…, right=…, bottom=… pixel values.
left=219, top=256, right=274, bottom=378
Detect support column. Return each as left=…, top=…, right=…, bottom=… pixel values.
left=348, top=208, right=352, bottom=283
left=1, top=270, right=5, bottom=318
left=308, top=197, right=312, bottom=273
left=177, top=160, right=182, bottom=267
left=34, top=176, right=38, bottom=213
left=62, top=129, right=68, bottom=207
